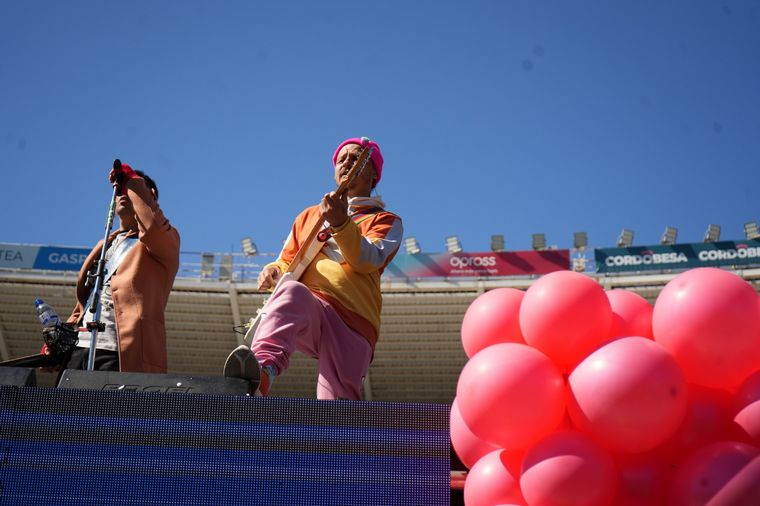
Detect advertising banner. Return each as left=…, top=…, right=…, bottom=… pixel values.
left=0, top=243, right=90, bottom=272
left=595, top=240, right=760, bottom=273
left=33, top=246, right=91, bottom=271
left=385, top=250, right=570, bottom=278
left=0, top=244, right=39, bottom=269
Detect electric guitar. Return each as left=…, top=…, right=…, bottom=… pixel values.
left=242, top=146, right=374, bottom=346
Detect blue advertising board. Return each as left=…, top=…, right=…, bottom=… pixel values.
left=0, top=243, right=90, bottom=272
left=595, top=240, right=760, bottom=273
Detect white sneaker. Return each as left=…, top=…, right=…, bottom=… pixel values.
left=223, top=345, right=261, bottom=394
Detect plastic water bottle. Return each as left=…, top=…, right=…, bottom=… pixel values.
left=34, top=298, right=61, bottom=327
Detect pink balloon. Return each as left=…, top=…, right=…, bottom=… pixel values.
left=450, top=397, right=499, bottom=469
left=520, top=430, right=617, bottom=506
left=658, top=385, right=735, bottom=464
left=705, top=454, right=760, bottom=506
left=613, top=451, right=672, bottom=506
left=668, top=441, right=760, bottom=506
left=461, top=288, right=525, bottom=358
left=457, top=343, right=566, bottom=450
left=520, top=270, right=612, bottom=371
left=568, top=337, right=688, bottom=453
left=606, top=289, right=653, bottom=340
left=464, top=449, right=525, bottom=506
left=653, top=267, right=760, bottom=390
left=734, top=370, right=760, bottom=446
left=734, top=401, right=760, bottom=446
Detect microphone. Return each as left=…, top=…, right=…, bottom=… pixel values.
left=112, top=159, right=123, bottom=195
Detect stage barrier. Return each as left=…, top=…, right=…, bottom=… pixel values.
left=0, top=383, right=450, bottom=505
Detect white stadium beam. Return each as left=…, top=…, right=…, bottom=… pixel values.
left=228, top=285, right=245, bottom=347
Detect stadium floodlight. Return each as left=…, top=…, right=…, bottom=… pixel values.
left=219, top=254, right=233, bottom=281
left=490, top=234, right=505, bottom=252
left=617, top=229, right=634, bottom=248
left=404, top=236, right=421, bottom=255
left=445, top=236, right=463, bottom=254
left=201, top=253, right=215, bottom=278
left=703, top=224, right=721, bottom=243
left=745, top=221, right=760, bottom=240
left=661, top=227, right=678, bottom=246
left=573, top=231, right=588, bottom=250
left=241, top=237, right=258, bottom=256
left=532, top=233, right=546, bottom=251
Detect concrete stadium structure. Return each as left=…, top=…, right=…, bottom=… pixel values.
left=2, top=264, right=759, bottom=402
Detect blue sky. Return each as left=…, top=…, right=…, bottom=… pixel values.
left=2, top=1, right=759, bottom=256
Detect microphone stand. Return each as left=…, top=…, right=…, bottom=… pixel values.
left=85, top=160, right=121, bottom=371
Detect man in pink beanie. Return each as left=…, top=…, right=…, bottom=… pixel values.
left=224, top=137, right=403, bottom=400
left=332, top=137, right=385, bottom=187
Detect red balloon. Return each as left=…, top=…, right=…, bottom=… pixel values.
left=450, top=397, right=499, bottom=469
left=653, top=267, right=760, bottom=391
left=668, top=441, right=760, bottom=506
left=520, top=430, right=617, bottom=506
left=520, top=270, right=613, bottom=371
left=657, top=385, right=735, bottom=464
left=457, top=343, right=566, bottom=450
left=606, top=289, right=653, bottom=340
left=613, top=451, right=673, bottom=506
left=461, top=288, right=525, bottom=358
left=734, top=370, right=760, bottom=446
left=464, top=449, right=525, bottom=506
left=568, top=337, right=688, bottom=453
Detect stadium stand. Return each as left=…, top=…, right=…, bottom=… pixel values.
left=1, top=249, right=759, bottom=402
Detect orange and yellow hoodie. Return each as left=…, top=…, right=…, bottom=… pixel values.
left=265, top=196, right=402, bottom=350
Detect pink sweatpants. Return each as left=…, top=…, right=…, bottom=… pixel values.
left=250, top=277, right=373, bottom=400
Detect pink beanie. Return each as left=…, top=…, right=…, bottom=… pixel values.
left=332, top=137, right=384, bottom=186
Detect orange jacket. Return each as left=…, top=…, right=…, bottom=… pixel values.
left=267, top=198, right=402, bottom=349
left=68, top=177, right=180, bottom=372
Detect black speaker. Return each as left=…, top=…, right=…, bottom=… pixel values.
left=0, top=367, right=36, bottom=387
left=57, top=369, right=250, bottom=396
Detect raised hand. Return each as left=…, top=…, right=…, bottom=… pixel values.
left=320, top=191, right=349, bottom=228
left=108, top=159, right=139, bottom=195
left=258, top=265, right=282, bottom=290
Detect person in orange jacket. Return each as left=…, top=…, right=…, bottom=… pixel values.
left=60, top=162, right=180, bottom=372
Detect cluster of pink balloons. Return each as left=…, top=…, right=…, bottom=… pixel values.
left=453, top=268, right=760, bottom=505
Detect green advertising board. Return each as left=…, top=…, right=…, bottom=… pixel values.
left=595, top=240, right=760, bottom=273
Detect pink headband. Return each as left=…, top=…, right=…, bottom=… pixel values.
left=332, top=137, right=384, bottom=186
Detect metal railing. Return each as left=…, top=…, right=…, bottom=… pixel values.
left=0, top=249, right=280, bottom=283
left=178, top=251, right=278, bottom=282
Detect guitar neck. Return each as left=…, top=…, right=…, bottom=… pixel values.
left=285, top=147, right=373, bottom=275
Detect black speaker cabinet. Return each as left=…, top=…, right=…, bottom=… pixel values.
left=0, top=367, right=36, bottom=387
left=57, top=369, right=250, bottom=396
